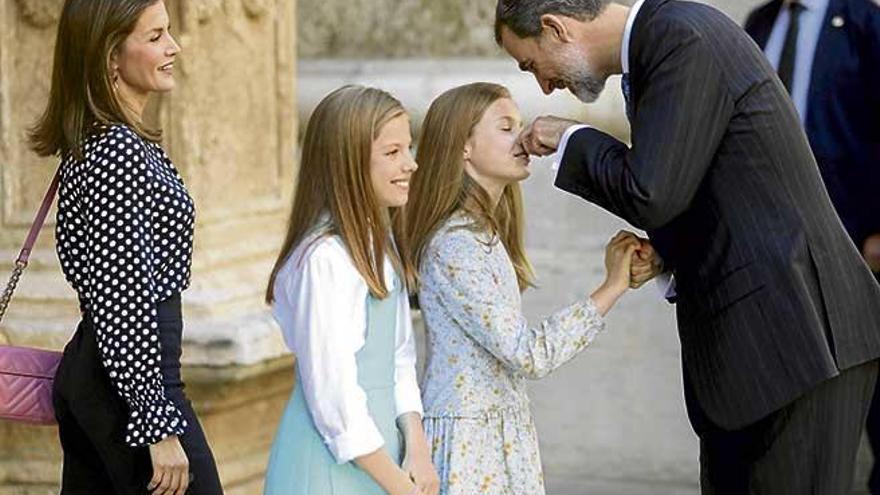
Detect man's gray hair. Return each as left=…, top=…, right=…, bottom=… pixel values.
left=494, top=0, right=610, bottom=44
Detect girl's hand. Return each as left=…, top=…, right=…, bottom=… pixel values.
left=354, top=448, right=418, bottom=495
left=604, top=230, right=641, bottom=295
left=402, top=450, right=439, bottom=495
left=397, top=412, right=439, bottom=495
left=591, top=231, right=640, bottom=315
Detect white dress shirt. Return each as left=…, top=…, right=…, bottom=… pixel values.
left=271, top=229, right=423, bottom=464
left=552, top=0, right=645, bottom=168
left=552, top=0, right=675, bottom=298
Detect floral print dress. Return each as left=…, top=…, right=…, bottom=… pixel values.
left=418, top=212, right=607, bottom=495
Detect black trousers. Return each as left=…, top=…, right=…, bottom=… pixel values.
left=53, top=294, right=223, bottom=494
left=692, top=359, right=878, bottom=494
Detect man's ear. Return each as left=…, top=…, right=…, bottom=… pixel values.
left=540, top=14, right=574, bottom=43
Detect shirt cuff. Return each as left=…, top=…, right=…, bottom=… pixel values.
left=394, top=368, right=424, bottom=418
left=326, top=413, right=385, bottom=464
left=551, top=124, right=591, bottom=171
left=125, top=396, right=187, bottom=448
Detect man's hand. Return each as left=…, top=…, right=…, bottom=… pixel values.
left=630, top=237, right=663, bottom=289
left=864, top=234, right=880, bottom=273
left=518, top=116, right=581, bottom=157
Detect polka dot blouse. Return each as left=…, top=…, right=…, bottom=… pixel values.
left=55, top=124, right=194, bottom=447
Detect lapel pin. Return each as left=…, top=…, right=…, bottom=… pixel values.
left=831, top=15, right=845, bottom=28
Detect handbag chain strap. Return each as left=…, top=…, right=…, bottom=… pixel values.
left=0, top=167, right=61, bottom=326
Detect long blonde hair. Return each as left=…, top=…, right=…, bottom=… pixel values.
left=266, top=85, right=407, bottom=303
left=394, top=82, right=534, bottom=291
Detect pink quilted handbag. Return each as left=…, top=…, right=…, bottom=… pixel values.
left=0, top=168, right=62, bottom=425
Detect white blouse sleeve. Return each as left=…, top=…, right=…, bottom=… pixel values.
left=272, top=239, right=384, bottom=464
left=393, top=286, right=424, bottom=418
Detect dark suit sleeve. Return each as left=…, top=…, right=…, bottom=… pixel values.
left=555, top=27, right=735, bottom=231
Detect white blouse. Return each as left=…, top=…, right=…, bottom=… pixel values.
left=271, top=232, right=423, bottom=464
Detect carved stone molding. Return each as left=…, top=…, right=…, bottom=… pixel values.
left=14, top=0, right=62, bottom=29
left=242, top=0, right=269, bottom=19
left=193, top=0, right=224, bottom=25
left=193, top=0, right=268, bottom=25
left=297, top=0, right=498, bottom=58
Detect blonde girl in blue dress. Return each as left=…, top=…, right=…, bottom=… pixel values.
left=264, top=86, right=440, bottom=495
left=395, top=82, right=658, bottom=495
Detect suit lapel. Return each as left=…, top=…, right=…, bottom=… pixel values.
left=626, top=0, right=671, bottom=120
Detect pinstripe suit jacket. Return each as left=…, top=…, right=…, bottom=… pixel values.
left=555, top=0, right=880, bottom=429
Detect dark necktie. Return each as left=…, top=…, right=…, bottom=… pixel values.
left=778, top=1, right=805, bottom=93
left=621, top=73, right=632, bottom=121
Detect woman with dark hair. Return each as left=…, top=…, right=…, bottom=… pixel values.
left=30, top=1, right=222, bottom=493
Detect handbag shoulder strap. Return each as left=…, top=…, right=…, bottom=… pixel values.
left=0, top=166, right=62, bottom=324
left=18, top=167, right=62, bottom=265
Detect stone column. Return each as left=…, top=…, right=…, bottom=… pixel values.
left=0, top=1, right=297, bottom=493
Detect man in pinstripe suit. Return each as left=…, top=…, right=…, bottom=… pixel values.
left=496, top=0, right=880, bottom=492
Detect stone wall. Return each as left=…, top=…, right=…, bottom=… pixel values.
left=298, top=0, right=764, bottom=59
left=299, top=0, right=498, bottom=57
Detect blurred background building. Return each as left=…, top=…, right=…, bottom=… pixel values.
left=0, top=0, right=872, bottom=493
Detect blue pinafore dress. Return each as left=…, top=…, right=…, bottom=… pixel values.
left=264, top=277, right=403, bottom=494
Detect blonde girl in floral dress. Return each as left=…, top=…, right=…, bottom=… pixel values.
left=394, top=82, right=658, bottom=495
